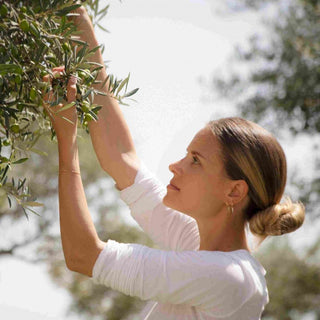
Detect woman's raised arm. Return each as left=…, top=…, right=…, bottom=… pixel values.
left=43, top=68, right=105, bottom=277
left=74, top=7, right=140, bottom=190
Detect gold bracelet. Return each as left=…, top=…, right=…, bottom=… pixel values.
left=59, top=169, right=81, bottom=175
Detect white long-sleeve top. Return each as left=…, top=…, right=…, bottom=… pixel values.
left=93, top=162, right=269, bottom=319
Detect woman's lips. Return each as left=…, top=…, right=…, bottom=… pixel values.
left=167, top=183, right=180, bottom=191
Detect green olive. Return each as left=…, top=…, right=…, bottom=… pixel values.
left=3, top=139, right=11, bottom=146
left=10, top=124, right=20, bottom=133
left=14, top=75, right=22, bottom=85
left=29, top=87, right=37, bottom=101
left=20, top=19, right=30, bottom=32
left=17, top=103, right=24, bottom=111
left=84, top=113, right=95, bottom=122
left=81, top=101, right=91, bottom=113
left=77, top=71, right=85, bottom=79
left=62, top=42, right=71, bottom=53
left=78, top=69, right=90, bottom=79
left=0, top=4, right=8, bottom=18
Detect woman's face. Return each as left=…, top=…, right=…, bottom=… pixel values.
left=163, top=126, right=232, bottom=220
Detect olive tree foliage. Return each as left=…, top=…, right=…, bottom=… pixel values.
left=0, top=0, right=137, bottom=217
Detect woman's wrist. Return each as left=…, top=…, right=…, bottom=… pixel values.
left=78, top=26, right=98, bottom=48
left=56, top=126, right=78, bottom=148
left=58, top=136, right=80, bottom=172
left=59, top=169, right=81, bottom=175
left=56, top=127, right=77, bottom=142
left=74, top=7, right=99, bottom=48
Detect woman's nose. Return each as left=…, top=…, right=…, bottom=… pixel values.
left=169, top=159, right=183, bottom=175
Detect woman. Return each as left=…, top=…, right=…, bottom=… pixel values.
left=44, top=7, right=305, bottom=320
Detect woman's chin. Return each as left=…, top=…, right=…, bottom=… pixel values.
left=162, top=194, right=177, bottom=210
left=162, top=195, right=183, bottom=213
left=162, top=194, right=170, bottom=206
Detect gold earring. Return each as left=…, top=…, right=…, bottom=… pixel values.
left=226, top=203, right=234, bottom=214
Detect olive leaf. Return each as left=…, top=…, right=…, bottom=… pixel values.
left=0, top=0, right=139, bottom=217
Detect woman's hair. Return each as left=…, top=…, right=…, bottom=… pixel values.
left=207, top=117, right=305, bottom=238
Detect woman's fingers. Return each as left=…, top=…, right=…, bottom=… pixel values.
left=42, top=73, right=55, bottom=117
left=53, top=66, right=65, bottom=71
left=42, top=67, right=64, bottom=105
left=67, top=75, right=77, bottom=103
left=42, top=67, right=77, bottom=106
left=42, top=67, right=78, bottom=126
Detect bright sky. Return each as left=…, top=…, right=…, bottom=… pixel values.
left=0, top=1, right=316, bottom=319
left=98, top=0, right=263, bottom=185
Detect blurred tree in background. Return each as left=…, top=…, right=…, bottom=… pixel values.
left=218, top=0, right=320, bottom=136
left=212, top=0, right=320, bottom=319
left=0, top=130, right=152, bottom=319
left=255, top=239, right=320, bottom=320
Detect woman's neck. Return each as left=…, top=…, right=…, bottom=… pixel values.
left=196, top=211, right=250, bottom=252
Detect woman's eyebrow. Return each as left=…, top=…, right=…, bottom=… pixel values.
left=186, top=148, right=207, bottom=160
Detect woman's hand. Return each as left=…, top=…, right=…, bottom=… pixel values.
left=43, top=66, right=78, bottom=141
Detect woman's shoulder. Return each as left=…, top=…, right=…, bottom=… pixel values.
left=171, top=249, right=262, bottom=276
left=209, top=249, right=267, bottom=287
left=183, top=249, right=267, bottom=294
left=228, top=249, right=267, bottom=276
left=220, top=250, right=268, bottom=303
left=177, top=249, right=267, bottom=315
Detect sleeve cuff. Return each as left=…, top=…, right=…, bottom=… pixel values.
left=92, top=240, right=145, bottom=297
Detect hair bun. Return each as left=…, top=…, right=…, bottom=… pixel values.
left=249, top=196, right=305, bottom=237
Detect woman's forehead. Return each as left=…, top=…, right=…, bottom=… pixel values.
left=188, top=128, right=221, bottom=160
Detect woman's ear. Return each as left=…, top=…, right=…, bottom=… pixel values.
left=226, top=180, right=249, bottom=206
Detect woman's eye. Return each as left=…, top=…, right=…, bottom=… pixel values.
left=192, top=156, right=199, bottom=164
left=185, top=151, right=199, bottom=164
